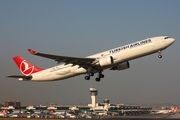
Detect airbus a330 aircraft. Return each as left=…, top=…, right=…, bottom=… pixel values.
left=7, top=36, right=175, bottom=82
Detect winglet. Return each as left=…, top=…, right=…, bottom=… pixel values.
left=28, top=48, right=37, bottom=55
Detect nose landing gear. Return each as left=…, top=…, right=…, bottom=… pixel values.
left=158, top=51, right=162, bottom=58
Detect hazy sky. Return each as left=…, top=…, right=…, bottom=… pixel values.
left=0, top=0, right=180, bottom=106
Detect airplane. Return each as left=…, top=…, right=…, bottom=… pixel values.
left=155, top=107, right=179, bottom=114
left=7, top=36, right=175, bottom=82
left=49, top=109, right=66, bottom=118
left=82, top=114, right=93, bottom=119
left=0, top=109, right=7, bottom=117
left=155, top=109, right=170, bottom=114
left=49, top=109, right=64, bottom=115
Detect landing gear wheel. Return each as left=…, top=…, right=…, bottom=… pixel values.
left=158, top=55, right=162, bottom=58
left=100, top=74, right=104, bottom=78
left=98, top=73, right=104, bottom=78
left=85, top=76, right=90, bottom=80
left=95, top=77, right=101, bottom=82
left=89, top=73, right=94, bottom=76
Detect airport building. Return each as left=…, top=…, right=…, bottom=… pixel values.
left=86, top=87, right=151, bottom=116
left=0, top=87, right=152, bottom=116
left=4, top=101, right=21, bottom=107
left=88, top=87, right=98, bottom=108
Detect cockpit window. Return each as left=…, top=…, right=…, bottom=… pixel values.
left=164, top=37, right=170, bottom=39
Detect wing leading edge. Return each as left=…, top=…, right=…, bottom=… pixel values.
left=28, top=49, right=96, bottom=68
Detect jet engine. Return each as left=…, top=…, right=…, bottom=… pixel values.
left=98, top=56, right=114, bottom=67
left=110, top=61, right=130, bottom=71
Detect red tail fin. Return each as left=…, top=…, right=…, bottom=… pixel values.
left=13, top=56, right=43, bottom=76
left=49, top=109, right=55, bottom=114
left=2, top=109, right=7, bottom=114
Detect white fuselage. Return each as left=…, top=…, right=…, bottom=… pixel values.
left=30, top=36, right=175, bottom=81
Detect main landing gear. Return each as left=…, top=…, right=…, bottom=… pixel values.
left=85, top=72, right=104, bottom=82
left=84, top=73, right=94, bottom=80
left=95, top=72, right=104, bottom=82
left=158, top=50, right=162, bottom=58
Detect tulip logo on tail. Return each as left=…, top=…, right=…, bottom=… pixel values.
left=20, top=60, right=34, bottom=76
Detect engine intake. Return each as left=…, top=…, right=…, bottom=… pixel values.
left=98, top=56, right=114, bottom=67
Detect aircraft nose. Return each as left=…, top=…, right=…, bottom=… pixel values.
left=170, top=38, right=175, bottom=44
left=167, top=38, right=175, bottom=47
left=164, top=37, right=175, bottom=47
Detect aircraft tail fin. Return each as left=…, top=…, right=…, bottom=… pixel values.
left=2, top=109, right=7, bottom=114
left=173, top=106, right=178, bottom=112
left=13, top=56, right=43, bottom=76
left=49, top=109, right=55, bottom=114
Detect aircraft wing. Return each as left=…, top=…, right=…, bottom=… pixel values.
left=28, top=49, right=96, bottom=68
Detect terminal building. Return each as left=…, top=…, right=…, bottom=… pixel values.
left=87, top=87, right=151, bottom=116
left=0, top=87, right=152, bottom=116
left=4, top=101, right=21, bottom=107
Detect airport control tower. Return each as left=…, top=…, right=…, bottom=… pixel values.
left=90, top=87, right=98, bottom=107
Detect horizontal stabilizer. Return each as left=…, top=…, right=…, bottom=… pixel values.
left=6, top=75, right=32, bottom=80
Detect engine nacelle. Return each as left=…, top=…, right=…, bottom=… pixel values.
left=111, top=61, right=130, bottom=71
left=98, top=56, right=114, bottom=67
